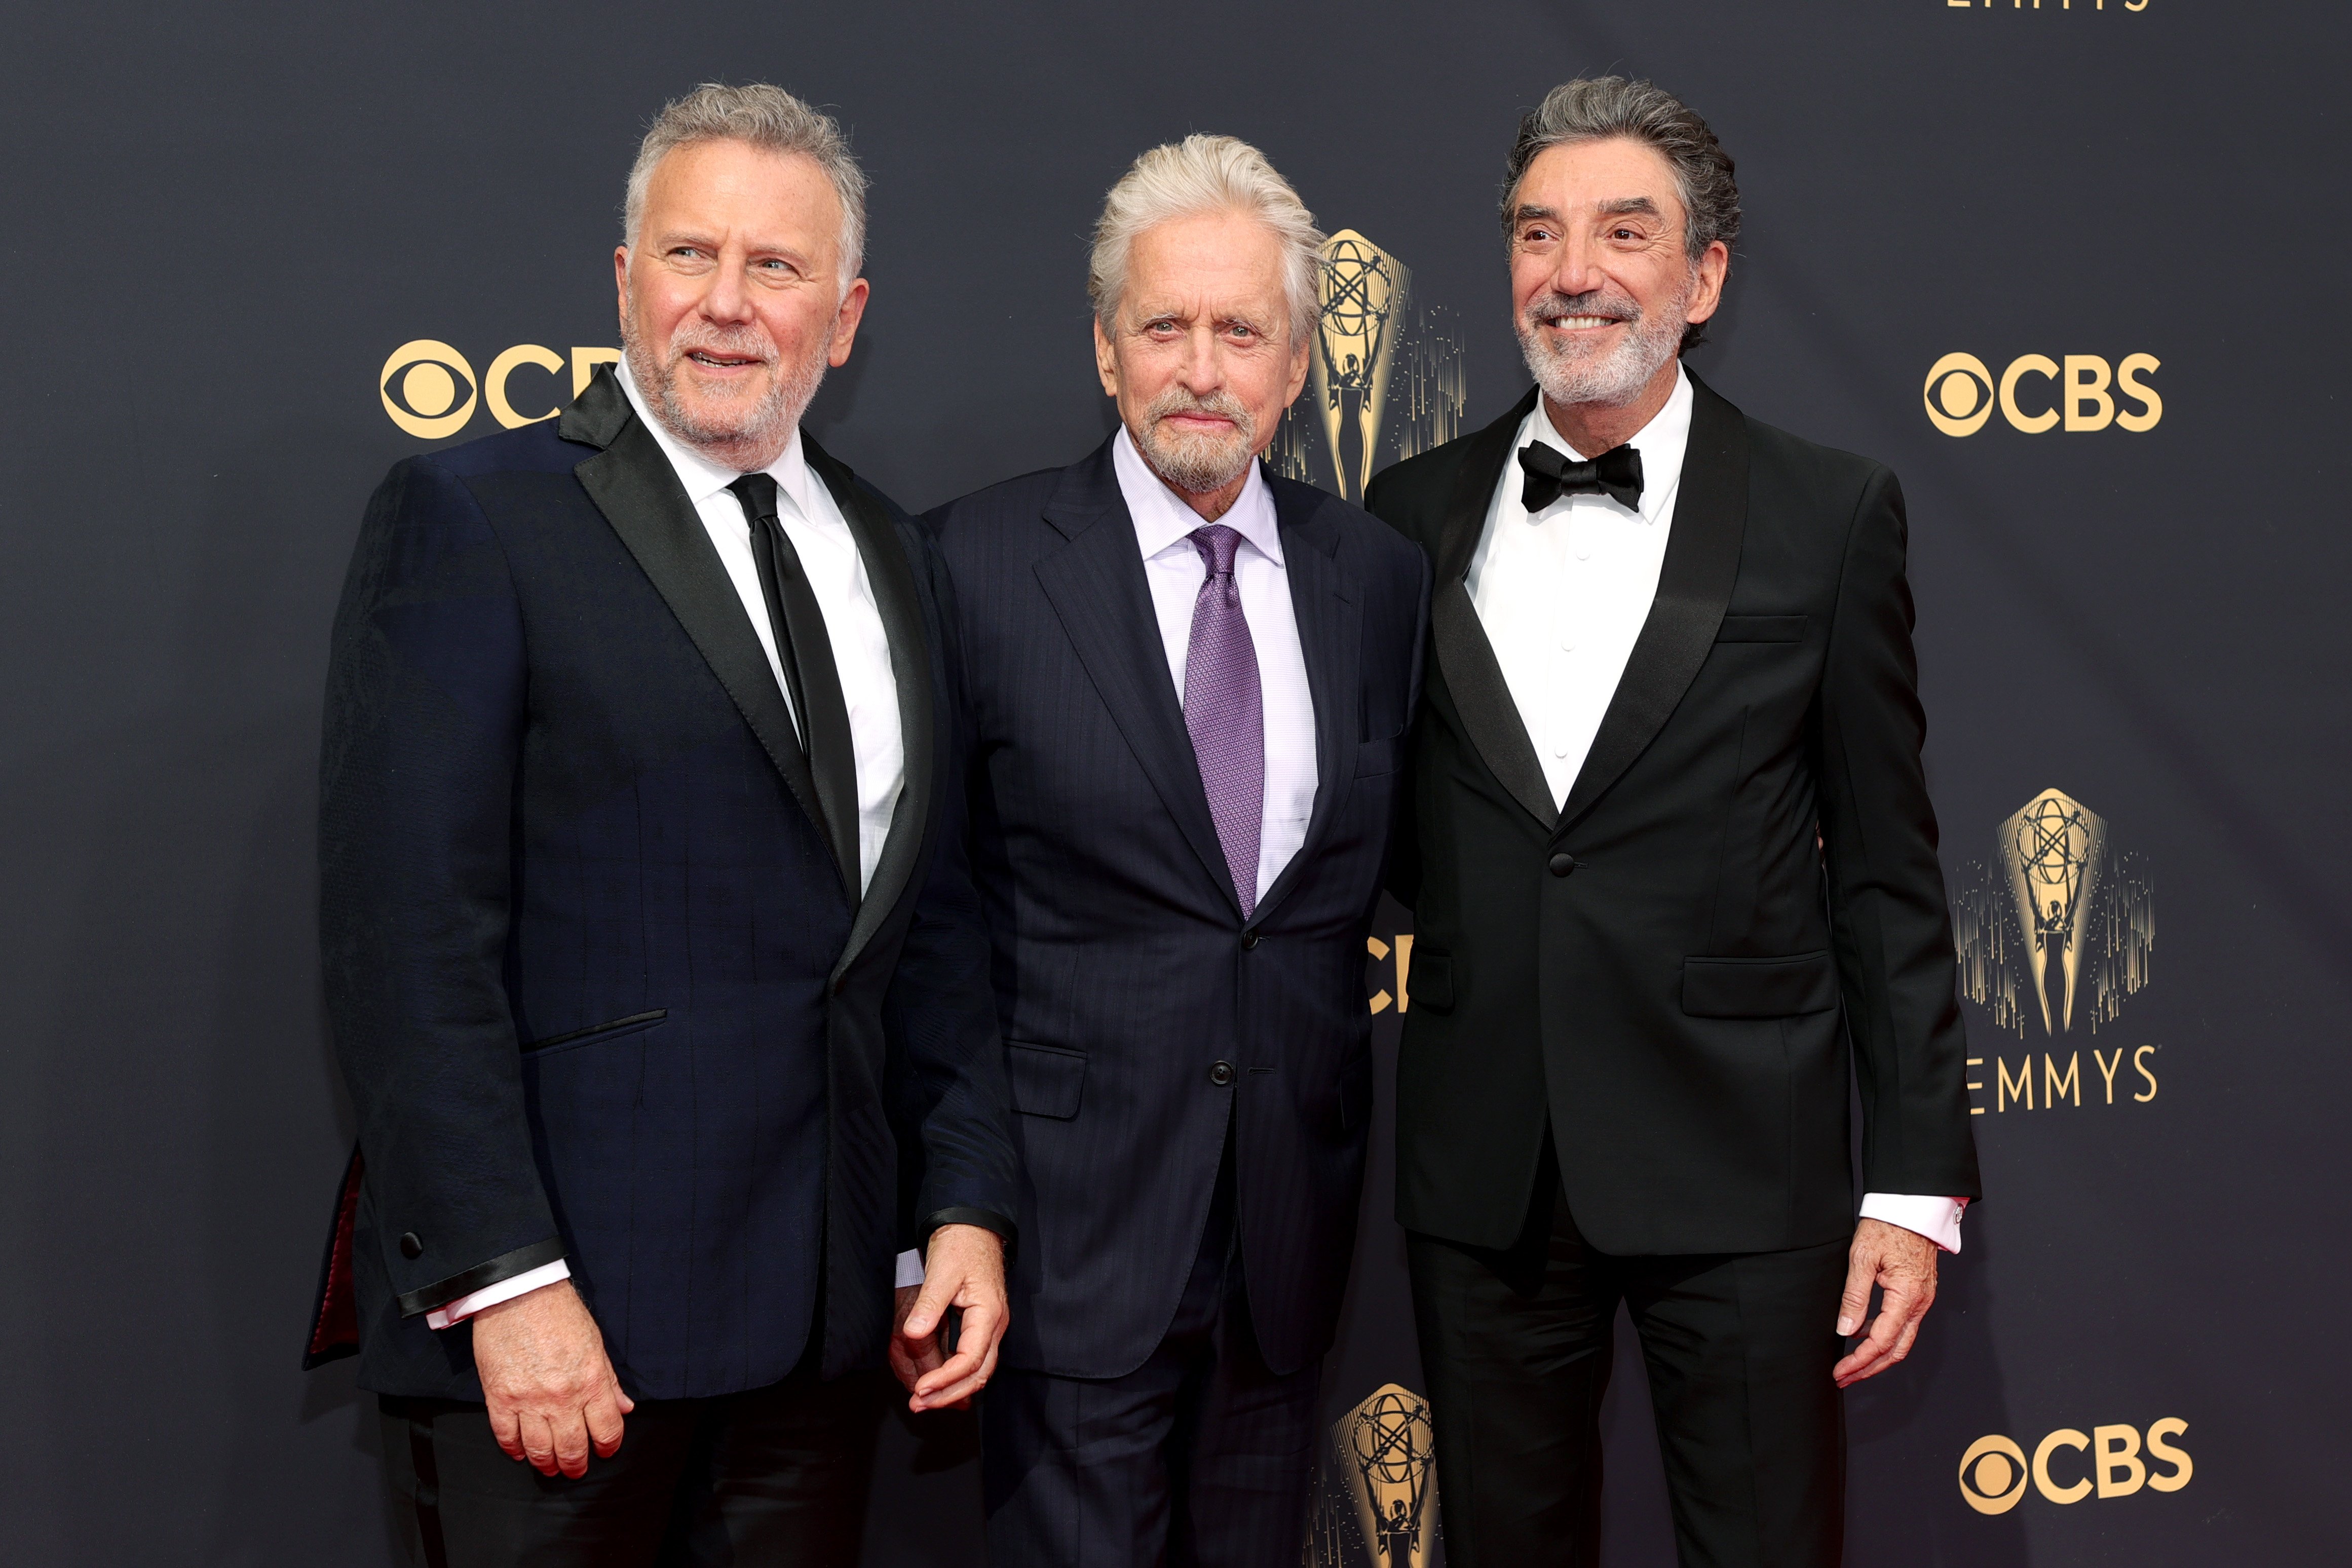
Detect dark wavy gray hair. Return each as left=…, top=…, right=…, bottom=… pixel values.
left=624, top=83, right=868, bottom=287
left=1500, top=77, right=1740, bottom=351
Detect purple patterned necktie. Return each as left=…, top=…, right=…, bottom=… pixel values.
left=1183, top=524, right=1265, bottom=917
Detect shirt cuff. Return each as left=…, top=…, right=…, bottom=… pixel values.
left=1858, top=1194, right=1967, bottom=1254
left=895, top=1248, right=925, bottom=1289
left=425, top=1258, right=571, bottom=1330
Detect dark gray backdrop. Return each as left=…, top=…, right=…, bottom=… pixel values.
left=2, top=2, right=2343, bottom=1563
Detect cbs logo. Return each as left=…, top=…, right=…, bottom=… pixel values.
left=380, top=341, right=622, bottom=440
left=1957, top=1418, right=2191, bottom=1515
left=1923, top=353, right=2161, bottom=437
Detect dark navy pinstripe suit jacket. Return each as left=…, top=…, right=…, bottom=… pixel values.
left=928, top=438, right=1428, bottom=1379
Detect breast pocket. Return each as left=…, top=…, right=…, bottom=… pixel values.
left=1715, top=615, right=1809, bottom=643
left=1006, top=1041, right=1087, bottom=1120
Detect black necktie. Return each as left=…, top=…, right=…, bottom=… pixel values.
left=1518, top=440, right=1644, bottom=514
left=728, top=473, right=860, bottom=897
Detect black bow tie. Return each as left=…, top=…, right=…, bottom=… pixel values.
left=1518, top=441, right=1643, bottom=515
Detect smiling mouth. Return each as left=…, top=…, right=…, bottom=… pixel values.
left=686, top=351, right=764, bottom=370
left=1544, top=315, right=1625, bottom=330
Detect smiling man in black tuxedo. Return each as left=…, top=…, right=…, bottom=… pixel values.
left=315, top=84, right=1014, bottom=1567
left=1364, top=78, right=1981, bottom=1566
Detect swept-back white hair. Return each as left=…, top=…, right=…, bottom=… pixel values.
left=1087, top=134, right=1323, bottom=343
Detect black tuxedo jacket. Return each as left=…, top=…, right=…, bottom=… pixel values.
left=309, top=368, right=1014, bottom=1400
left=1365, top=374, right=1980, bottom=1256
left=927, top=440, right=1428, bottom=1379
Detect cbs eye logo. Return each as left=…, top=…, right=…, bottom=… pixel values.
left=1923, top=353, right=2161, bottom=437
left=380, top=340, right=623, bottom=441
left=1957, top=1418, right=2191, bottom=1515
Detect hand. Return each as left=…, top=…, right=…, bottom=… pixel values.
left=470, top=1280, right=635, bottom=1477
left=1833, top=1217, right=1939, bottom=1388
left=888, top=1224, right=1008, bottom=1413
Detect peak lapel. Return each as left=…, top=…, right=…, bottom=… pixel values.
left=565, top=370, right=830, bottom=848
left=1032, top=440, right=1244, bottom=917
left=1556, top=371, right=1750, bottom=833
left=1250, top=477, right=1356, bottom=925
left=803, top=435, right=934, bottom=972
left=1428, top=387, right=1558, bottom=830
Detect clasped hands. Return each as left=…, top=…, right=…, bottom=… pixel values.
left=468, top=1222, right=1008, bottom=1477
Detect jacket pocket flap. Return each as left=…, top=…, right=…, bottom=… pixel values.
left=1680, top=953, right=1837, bottom=1018
left=1715, top=615, right=1808, bottom=642
left=1355, top=731, right=1406, bottom=778
left=1406, top=953, right=1454, bottom=1012
left=1007, top=1041, right=1087, bottom=1120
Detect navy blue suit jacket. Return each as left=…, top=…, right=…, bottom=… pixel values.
left=927, top=438, right=1428, bottom=1379
left=314, top=369, right=1015, bottom=1401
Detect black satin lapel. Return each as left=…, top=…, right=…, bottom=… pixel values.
left=1032, top=460, right=1242, bottom=916
left=1429, top=386, right=1556, bottom=830
left=573, top=413, right=827, bottom=838
left=804, top=436, right=934, bottom=968
left=1557, top=373, right=1751, bottom=832
left=1251, top=482, right=1356, bottom=924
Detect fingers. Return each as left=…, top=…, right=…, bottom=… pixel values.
left=901, top=1273, right=957, bottom=1343
left=1835, top=1236, right=1879, bottom=1338
left=585, top=1376, right=629, bottom=1462
left=912, top=1297, right=1004, bottom=1411
left=550, top=1403, right=594, bottom=1479
left=518, top=1410, right=561, bottom=1476
left=490, top=1401, right=526, bottom=1463
left=1834, top=1275, right=1932, bottom=1388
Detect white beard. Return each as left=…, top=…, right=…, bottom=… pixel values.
left=1515, top=275, right=1691, bottom=409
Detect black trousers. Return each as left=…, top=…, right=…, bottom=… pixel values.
left=378, top=1359, right=885, bottom=1568
left=981, top=1138, right=1321, bottom=1568
left=1407, top=1152, right=1849, bottom=1568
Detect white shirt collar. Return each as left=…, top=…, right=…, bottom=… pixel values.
left=1112, top=425, right=1284, bottom=568
left=616, top=357, right=822, bottom=522
left=1521, top=361, right=1693, bottom=526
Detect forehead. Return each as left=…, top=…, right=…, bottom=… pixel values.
left=1123, top=209, right=1289, bottom=315
left=1518, top=137, right=1686, bottom=221
left=641, top=139, right=841, bottom=245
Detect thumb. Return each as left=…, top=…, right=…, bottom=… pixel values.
left=903, top=1271, right=956, bottom=1339
left=1835, top=1248, right=1876, bottom=1337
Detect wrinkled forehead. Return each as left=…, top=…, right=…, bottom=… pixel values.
left=1120, top=212, right=1292, bottom=324
left=1514, top=136, right=1688, bottom=226
left=640, top=140, right=843, bottom=251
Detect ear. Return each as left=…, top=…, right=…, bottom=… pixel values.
left=828, top=277, right=871, bottom=367
left=1281, top=331, right=1312, bottom=410
left=1683, top=239, right=1730, bottom=327
left=614, top=246, right=631, bottom=333
left=1093, top=316, right=1120, bottom=399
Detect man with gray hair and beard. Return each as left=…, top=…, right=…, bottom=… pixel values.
left=313, top=83, right=1016, bottom=1565
left=926, top=136, right=1427, bottom=1566
left=1363, top=77, right=1980, bottom=1566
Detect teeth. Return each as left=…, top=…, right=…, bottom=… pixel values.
left=1551, top=315, right=1618, bottom=329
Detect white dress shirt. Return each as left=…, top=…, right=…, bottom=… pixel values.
left=1114, top=428, right=1319, bottom=904
left=1466, top=366, right=1964, bottom=1254
left=429, top=366, right=915, bottom=1328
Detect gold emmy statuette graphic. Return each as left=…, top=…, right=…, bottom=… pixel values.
left=2004, top=788, right=2107, bottom=1035
left=1312, top=231, right=1407, bottom=502
left=1337, top=1384, right=1437, bottom=1568
left=1953, top=787, right=2153, bottom=1037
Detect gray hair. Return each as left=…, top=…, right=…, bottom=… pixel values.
left=623, top=83, right=868, bottom=285
left=1088, top=134, right=1324, bottom=345
left=1500, top=77, right=1740, bottom=351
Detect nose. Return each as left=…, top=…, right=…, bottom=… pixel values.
left=1176, top=326, right=1226, bottom=396
left=701, top=250, right=756, bottom=325
left=1549, top=228, right=1606, bottom=300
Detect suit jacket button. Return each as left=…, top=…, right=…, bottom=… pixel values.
left=1241, top=931, right=1261, bottom=949
left=1547, top=853, right=1576, bottom=877
left=398, top=1232, right=423, bottom=1259
left=1209, top=1060, right=1236, bottom=1087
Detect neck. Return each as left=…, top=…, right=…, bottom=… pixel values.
left=1540, top=357, right=1681, bottom=457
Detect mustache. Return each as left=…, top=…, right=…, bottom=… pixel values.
left=1524, top=289, right=1640, bottom=326
left=667, top=323, right=779, bottom=365
left=1146, top=386, right=1253, bottom=430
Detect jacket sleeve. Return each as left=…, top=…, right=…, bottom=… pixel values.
left=880, top=520, right=1019, bottom=1254
left=1814, top=465, right=1984, bottom=1201
left=319, top=457, right=564, bottom=1317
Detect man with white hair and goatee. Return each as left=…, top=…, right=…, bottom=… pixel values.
left=1363, top=76, right=1981, bottom=1566
left=314, top=83, right=1016, bottom=1565
left=926, top=135, right=1428, bottom=1566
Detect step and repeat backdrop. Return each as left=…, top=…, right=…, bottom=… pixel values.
left=2, top=2, right=2342, bottom=1563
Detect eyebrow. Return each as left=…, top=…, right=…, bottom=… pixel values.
left=1512, top=195, right=1662, bottom=225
